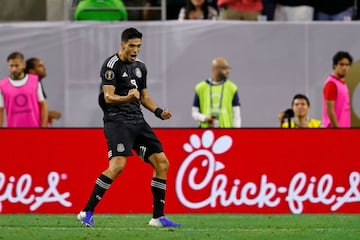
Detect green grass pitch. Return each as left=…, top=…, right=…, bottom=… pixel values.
left=0, top=214, right=359, bottom=240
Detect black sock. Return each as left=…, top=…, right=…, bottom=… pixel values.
left=83, top=174, right=113, bottom=212
left=151, top=178, right=166, bottom=218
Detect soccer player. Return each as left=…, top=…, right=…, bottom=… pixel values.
left=25, top=57, right=62, bottom=126
left=77, top=27, right=181, bottom=228
left=322, top=51, right=353, bottom=128
left=0, top=52, right=48, bottom=128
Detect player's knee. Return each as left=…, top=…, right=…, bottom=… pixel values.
left=111, top=165, right=125, bottom=175
left=156, top=158, right=169, bottom=174
left=109, top=157, right=126, bottom=175
left=149, top=153, right=169, bottom=173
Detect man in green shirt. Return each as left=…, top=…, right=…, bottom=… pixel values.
left=74, top=0, right=128, bottom=21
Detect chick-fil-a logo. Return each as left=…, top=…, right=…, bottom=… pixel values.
left=175, top=130, right=360, bottom=213
left=0, top=171, right=72, bottom=212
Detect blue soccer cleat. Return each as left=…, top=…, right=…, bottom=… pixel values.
left=77, top=211, right=94, bottom=227
left=149, top=216, right=182, bottom=227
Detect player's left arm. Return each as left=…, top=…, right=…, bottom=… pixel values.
left=140, top=88, right=171, bottom=120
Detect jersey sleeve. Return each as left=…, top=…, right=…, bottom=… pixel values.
left=324, top=82, right=337, bottom=101
left=100, top=56, right=119, bottom=86
left=139, top=63, right=147, bottom=90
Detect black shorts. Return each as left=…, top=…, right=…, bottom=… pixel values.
left=104, top=120, right=163, bottom=162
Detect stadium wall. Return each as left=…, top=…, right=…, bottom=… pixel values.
left=0, top=21, right=360, bottom=128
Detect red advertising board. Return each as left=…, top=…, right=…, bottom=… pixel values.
left=0, top=129, right=359, bottom=214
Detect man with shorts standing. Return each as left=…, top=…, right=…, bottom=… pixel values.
left=77, top=27, right=181, bottom=228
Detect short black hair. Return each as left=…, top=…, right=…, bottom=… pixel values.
left=25, top=57, right=38, bottom=73
left=292, top=94, right=310, bottom=106
left=121, top=27, right=142, bottom=42
left=7, top=51, right=24, bottom=62
left=332, top=51, right=353, bottom=67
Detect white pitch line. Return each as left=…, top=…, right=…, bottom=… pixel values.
left=0, top=226, right=352, bottom=232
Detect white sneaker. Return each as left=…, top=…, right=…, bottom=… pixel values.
left=148, top=216, right=182, bottom=227
left=149, top=218, right=163, bottom=227
left=77, top=211, right=94, bottom=227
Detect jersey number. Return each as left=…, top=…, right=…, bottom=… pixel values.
left=130, top=79, right=138, bottom=89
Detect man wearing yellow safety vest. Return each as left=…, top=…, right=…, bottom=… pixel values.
left=192, top=57, right=241, bottom=128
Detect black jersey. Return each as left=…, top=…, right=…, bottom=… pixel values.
left=99, top=53, right=147, bottom=123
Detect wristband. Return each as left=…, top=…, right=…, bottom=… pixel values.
left=154, top=107, right=163, bottom=119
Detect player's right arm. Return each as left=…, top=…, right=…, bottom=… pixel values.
left=326, top=100, right=339, bottom=128
left=100, top=56, right=140, bottom=104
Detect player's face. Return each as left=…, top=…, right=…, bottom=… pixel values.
left=292, top=99, right=309, bottom=118
left=333, top=58, right=351, bottom=79
left=121, top=38, right=142, bottom=63
left=30, top=59, right=47, bottom=80
left=8, top=58, right=25, bottom=80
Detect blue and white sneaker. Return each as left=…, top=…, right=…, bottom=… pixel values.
left=149, top=216, right=182, bottom=227
left=77, top=211, right=94, bottom=227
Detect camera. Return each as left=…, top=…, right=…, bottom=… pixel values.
left=284, top=109, right=294, bottom=118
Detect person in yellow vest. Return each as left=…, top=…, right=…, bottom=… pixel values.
left=192, top=57, right=241, bottom=128
left=279, top=94, right=322, bottom=128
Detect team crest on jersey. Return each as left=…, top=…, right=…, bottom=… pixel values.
left=117, top=143, right=125, bottom=153
left=104, top=70, right=115, bottom=80
left=135, top=67, right=142, bottom=78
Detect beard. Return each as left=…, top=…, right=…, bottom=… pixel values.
left=11, top=72, right=24, bottom=80
left=218, top=74, right=227, bottom=81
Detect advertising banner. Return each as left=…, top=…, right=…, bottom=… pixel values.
left=0, top=129, right=359, bottom=214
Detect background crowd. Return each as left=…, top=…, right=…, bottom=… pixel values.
left=72, top=0, right=360, bottom=21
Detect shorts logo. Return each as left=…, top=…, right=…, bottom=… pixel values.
left=104, top=70, right=115, bottom=80
left=117, top=143, right=125, bottom=153
left=108, top=150, right=112, bottom=158
left=135, top=67, right=142, bottom=78
left=139, top=145, right=147, bottom=160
